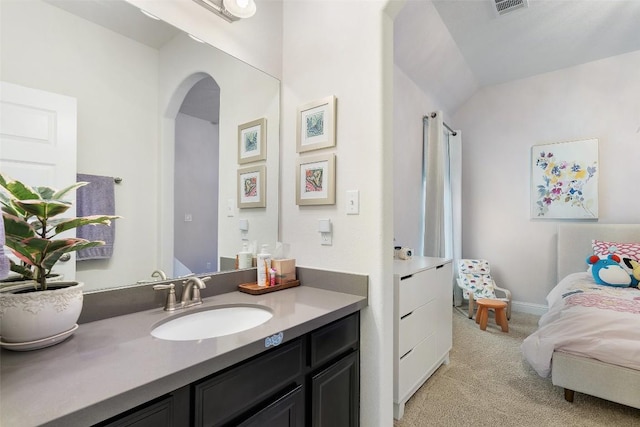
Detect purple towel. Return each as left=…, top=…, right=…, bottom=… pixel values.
left=76, top=174, right=116, bottom=260
left=0, top=216, right=9, bottom=279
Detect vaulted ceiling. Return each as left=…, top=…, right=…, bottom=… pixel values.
left=395, top=0, right=640, bottom=113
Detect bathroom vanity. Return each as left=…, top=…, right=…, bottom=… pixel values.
left=0, top=281, right=367, bottom=427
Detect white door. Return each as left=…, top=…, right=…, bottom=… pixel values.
left=0, top=81, right=78, bottom=280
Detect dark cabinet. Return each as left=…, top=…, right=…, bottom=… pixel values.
left=311, top=350, right=359, bottom=427
left=95, top=386, right=190, bottom=427
left=238, top=385, right=305, bottom=427
left=94, top=312, right=359, bottom=427
left=194, top=339, right=304, bottom=426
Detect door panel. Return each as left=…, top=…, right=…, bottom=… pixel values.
left=0, top=81, right=78, bottom=279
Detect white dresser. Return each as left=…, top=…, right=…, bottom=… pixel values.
left=393, top=256, right=453, bottom=420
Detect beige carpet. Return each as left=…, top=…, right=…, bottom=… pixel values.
left=394, top=308, right=640, bottom=427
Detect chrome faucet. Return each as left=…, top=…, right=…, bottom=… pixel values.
left=153, top=276, right=211, bottom=311
left=180, top=276, right=211, bottom=308
left=151, top=269, right=168, bottom=281
left=153, top=283, right=178, bottom=311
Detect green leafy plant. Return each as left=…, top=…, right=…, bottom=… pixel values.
left=0, top=173, right=120, bottom=291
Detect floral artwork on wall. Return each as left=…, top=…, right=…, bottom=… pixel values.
left=237, top=118, right=266, bottom=164
left=296, top=96, right=336, bottom=153
left=296, top=154, right=336, bottom=205
left=531, top=138, right=598, bottom=219
left=238, top=165, right=266, bottom=208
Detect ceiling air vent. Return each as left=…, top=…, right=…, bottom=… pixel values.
left=493, top=0, right=529, bottom=16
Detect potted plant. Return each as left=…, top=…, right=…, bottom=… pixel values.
left=0, top=173, right=119, bottom=350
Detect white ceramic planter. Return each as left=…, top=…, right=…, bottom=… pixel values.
left=0, top=282, right=83, bottom=348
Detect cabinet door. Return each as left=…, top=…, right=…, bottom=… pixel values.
left=237, top=385, right=305, bottom=427
left=194, top=339, right=304, bottom=427
left=311, top=350, right=359, bottom=427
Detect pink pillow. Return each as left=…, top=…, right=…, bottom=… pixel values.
left=592, top=239, right=640, bottom=262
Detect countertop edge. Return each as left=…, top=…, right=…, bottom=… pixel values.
left=31, top=292, right=367, bottom=427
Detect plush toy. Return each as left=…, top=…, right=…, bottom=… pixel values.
left=586, top=254, right=633, bottom=287
left=622, top=258, right=640, bottom=287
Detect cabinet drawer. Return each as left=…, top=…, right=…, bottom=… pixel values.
left=194, top=339, right=304, bottom=427
left=397, top=335, right=437, bottom=400
left=95, top=395, right=175, bottom=427
left=398, top=299, right=436, bottom=357
left=309, top=312, right=359, bottom=369
left=398, top=269, right=437, bottom=316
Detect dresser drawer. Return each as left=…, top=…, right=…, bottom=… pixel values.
left=398, top=299, right=436, bottom=358
left=397, top=335, right=437, bottom=400
left=398, top=268, right=437, bottom=316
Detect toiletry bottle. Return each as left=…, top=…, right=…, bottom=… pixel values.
left=256, top=244, right=272, bottom=287
left=270, top=268, right=276, bottom=287
left=238, top=242, right=252, bottom=269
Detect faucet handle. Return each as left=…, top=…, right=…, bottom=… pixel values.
left=153, top=283, right=178, bottom=311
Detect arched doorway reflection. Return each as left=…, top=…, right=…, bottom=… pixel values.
left=173, top=76, right=220, bottom=275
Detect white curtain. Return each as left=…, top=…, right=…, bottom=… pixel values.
left=422, top=111, right=462, bottom=304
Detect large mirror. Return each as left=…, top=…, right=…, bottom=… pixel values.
left=0, top=0, right=280, bottom=291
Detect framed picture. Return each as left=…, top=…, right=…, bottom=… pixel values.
left=296, top=154, right=336, bottom=206
left=296, top=95, right=336, bottom=153
left=238, top=118, right=266, bottom=164
left=238, top=165, right=266, bottom=208
left=531, top=138, right=598, bottom=219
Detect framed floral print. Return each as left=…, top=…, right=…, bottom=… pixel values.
left=296, top=96, right=336, bottom=153
left=531, top=138, right=598, bottom=219
left=238, top=165, right=266, bottom=208
left=296, top=154, right=335, bottom=206
left=238, top=118, right=266, bottom=164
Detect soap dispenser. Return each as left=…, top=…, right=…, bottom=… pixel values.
left=238, top=242, right=253, bottom=269
left=256, top=244, right=272, bottom=287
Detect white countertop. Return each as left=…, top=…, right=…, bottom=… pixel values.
left=1, top=286, right=367, bottom=427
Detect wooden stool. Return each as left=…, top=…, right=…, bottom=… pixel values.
left=475, top=299, right=509, bottom=332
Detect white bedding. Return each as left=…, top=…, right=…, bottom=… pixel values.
left=522, top=272, right=640, bottom=377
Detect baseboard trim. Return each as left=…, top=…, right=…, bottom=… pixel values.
left=512, top=301, right=547, bottom=316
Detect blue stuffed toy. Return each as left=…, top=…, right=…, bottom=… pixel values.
left=587, top=254, right=633, bottom=287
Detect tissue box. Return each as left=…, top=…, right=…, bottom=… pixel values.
left=271, top=259, right=296, bottom=284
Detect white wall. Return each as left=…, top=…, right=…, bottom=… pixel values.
left=157, top=33, right=280, bottom=274
left=393, top=66, right=458, bottom=253
left=453, top=49, right=640, bottom=305
left=174, top=113, right=219, bottom=273
left=281, top=1, right=397, bottom=424
left=1, top=0, right=161, bottom=290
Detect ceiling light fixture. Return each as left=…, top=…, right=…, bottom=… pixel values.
left=223, top=0, right=256, bottom=19
left=192, top=0, right=257, bottom=23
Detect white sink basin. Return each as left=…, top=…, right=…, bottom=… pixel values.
left=151, top=305, right=273, bottom=341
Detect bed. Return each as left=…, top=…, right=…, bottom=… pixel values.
left=522, top=223, right=640, bottom=409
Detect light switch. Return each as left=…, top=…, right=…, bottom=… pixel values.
left=239, top=219, right=249, bottom=231
left=346, top=190, right=359, bottom=215
left=226, top=199, right=235, bottom=217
